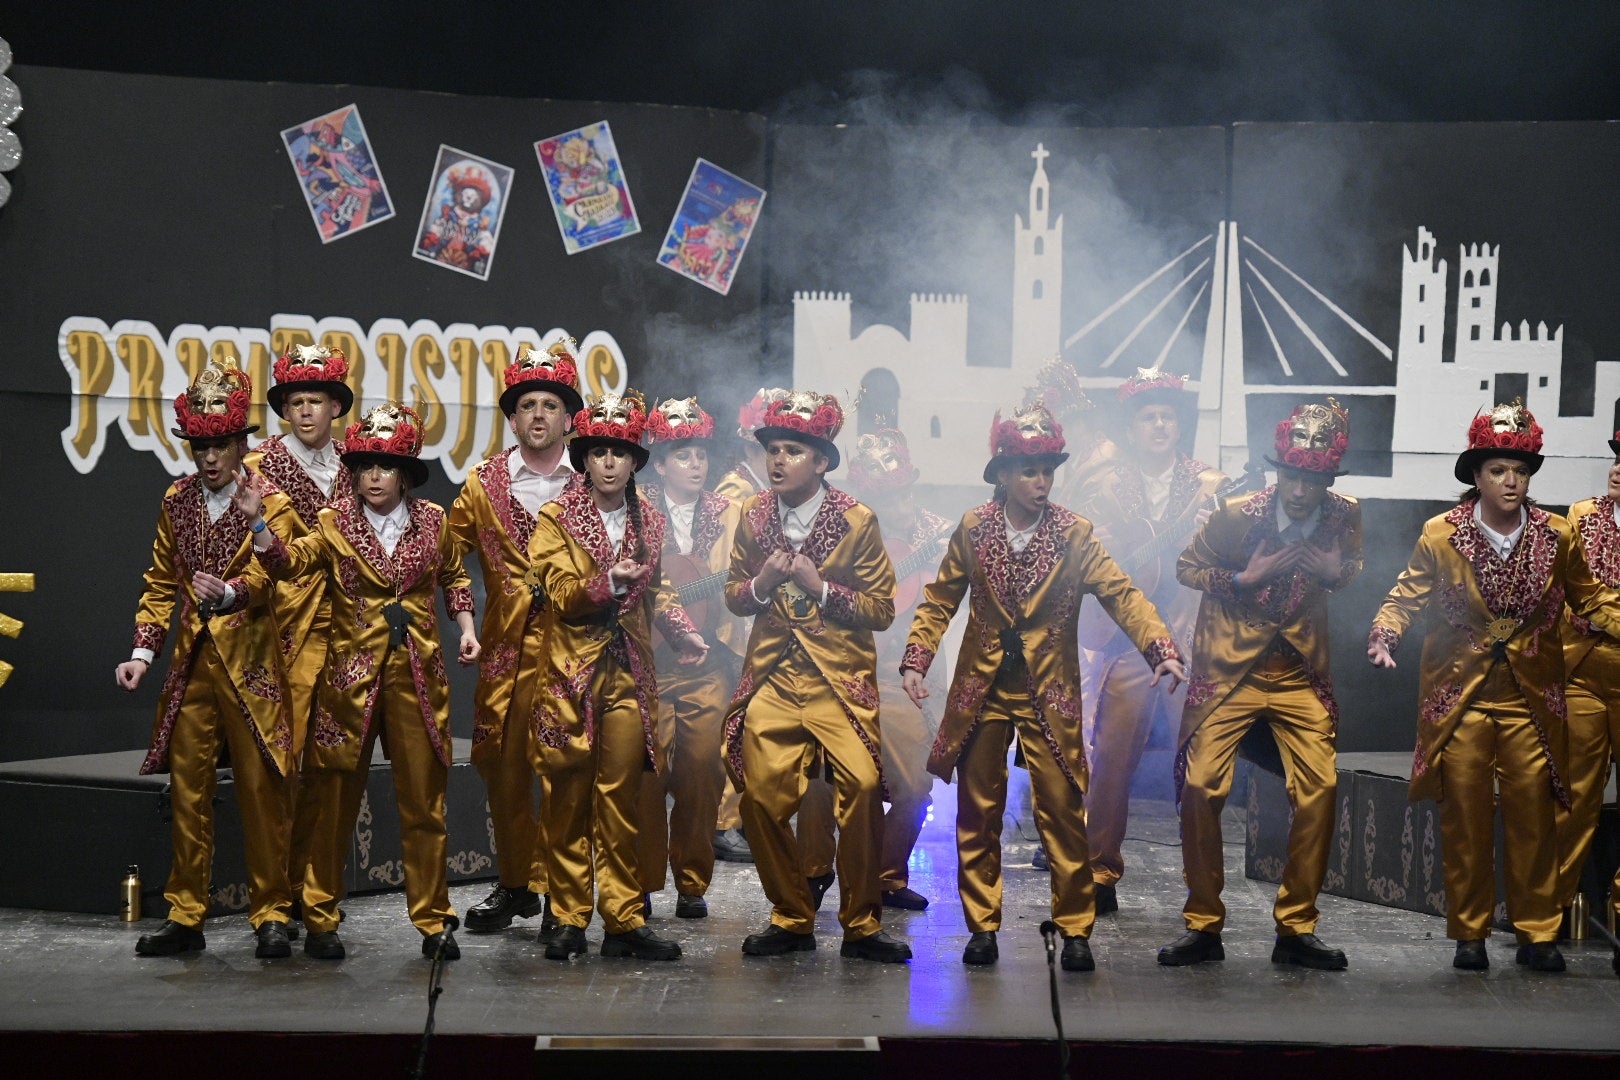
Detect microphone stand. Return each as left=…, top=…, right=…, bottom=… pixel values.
left=410, top=915, right=459, bottom=1079
left=1040, top=920, right=1070, bottom=1078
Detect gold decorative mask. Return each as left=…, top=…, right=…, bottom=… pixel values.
left=780, top=390, right=823, bottom=422
left=290, top=343, right=331, bottom=364
left=586, top=389, right=644, bottom=427
left=1488, top=399, right=1532, bottom=434
left=186, top=357, right=245, bottom=415
left=361, top=403, right=407, bottom=439
left=855, top=432, right=905, bottom=474
left=1285, top=398, right=1349, bottom=450
left=657, top=397, right=704, bottom=427
left=1011, top=403, right=1056, bottom=439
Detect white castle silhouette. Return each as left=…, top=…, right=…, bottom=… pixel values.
left=793, top=145, right=1620, bottom=501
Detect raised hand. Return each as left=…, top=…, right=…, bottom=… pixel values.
left=787, top=553, right=824, bottom=596
left=1298, top=542, right=1343, bottom=585
left=754, top=549, right=795, bottom=592
left=229, top=466, right=266, bottom=521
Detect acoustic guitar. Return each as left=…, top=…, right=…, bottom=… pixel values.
left=886, top=524, right=954, bottom=613
left=664, top=553, right=729, bottom=632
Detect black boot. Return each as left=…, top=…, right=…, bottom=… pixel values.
left=135, top=920, right=206, bottom=957
left=742, top=924, right=816, bottom=956
left=840, top=930, right=912, bottom=963
left=1272, top=932, right=1347, bottom=971
left=545, top=924, right=588, bottom=961
left=961, top=931, right=998, bottom=966
left=421, top=929, right=460, bottom=961
left=1157, top=929, right=1223, bottom=966
left=304, top=930, right=345, bottom=960
left=464, top=884, right=543, bottom=933
left=253, top=920, right=292, bottom=959
left=602, top=925, right=682, bottom=960
left=1515, top=941, right=1565, bottom=973
left=1060, top=935, right=1094, bottom=972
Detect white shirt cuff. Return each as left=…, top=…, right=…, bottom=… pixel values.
left=751, top=577, right=769, bottom=605
left=820, top=582, right=829, bottom=606
left=219, top=584, right=237, bottom=610
left=132, top=648, right=156, bottom=664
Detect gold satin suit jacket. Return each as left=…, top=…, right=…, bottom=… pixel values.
left=258, top=496, right=474, bottom=772
left=519, top=482, right=699, bottom=774
left=1370, top=500, right=1620, bottom=805
left=722, top=485, right=897, bottom=790
left=131, top=475, right=299, bottom=777
left=902, top=499, right=1179, bottom=791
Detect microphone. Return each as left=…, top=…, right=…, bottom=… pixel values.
left=444, top=915, right=460, bottom=934
left=1039, top=919, right=1059, bottom=956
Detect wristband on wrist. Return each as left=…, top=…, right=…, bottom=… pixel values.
left=250, top=518, right=267, bottom=534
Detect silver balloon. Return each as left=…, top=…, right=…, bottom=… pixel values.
left=0, top=76, right=18, bottom=127
left=0, top=128, right=17, bottom=172
left=0, top=38, right=11, bottom=76
left=0, top=173, right=10, bottom=210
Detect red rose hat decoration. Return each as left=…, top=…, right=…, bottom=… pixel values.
left=646, top=396, right=717, bottom=452
left=1454, top=399, right=1545, bottom=485
left=267, top=343, right=354, bottom=417
left=340, top=402, right=430, bottom=487
left=847, top=427, right=920, bottom=495
left=1266, top=398, right=1352, bottom=479
left=754, top=390, right=845, bottom=470
left=983, top=402, right=1070, bottom=484
left=569, top=389, right=651, bottom=471
left=171, top=355, right=259, bottom=441
left=736, top=387, right=790, bottom=439
left=500, top=338, right=584, bottom=417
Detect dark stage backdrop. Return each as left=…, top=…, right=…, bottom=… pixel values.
left=3, top=68, right=1618, bottom=762
left=0, top=66, right=766, bottom=760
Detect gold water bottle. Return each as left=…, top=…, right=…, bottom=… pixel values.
left=119, top=864, right=141, bottom=922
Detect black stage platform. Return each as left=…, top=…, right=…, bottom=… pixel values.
left=2, top=781, right=1618, bottom=1078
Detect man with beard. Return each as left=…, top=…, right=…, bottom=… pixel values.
left=450, top=340, right=582, bottom=939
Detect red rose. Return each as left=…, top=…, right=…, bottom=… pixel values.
left=228, top=389, right=250, bottom=411
left=1305, top=449, right=1329, bottom=471
left=1332, top=432, right=1349, bottom=452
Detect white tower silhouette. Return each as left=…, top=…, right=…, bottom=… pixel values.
left=1011, top=143, right=1063, bottom=369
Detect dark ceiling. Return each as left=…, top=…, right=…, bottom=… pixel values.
left=8, top=1, right=1620, bottom=126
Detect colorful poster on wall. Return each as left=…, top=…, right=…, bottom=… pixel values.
left=280, top=103, right=395, bottom=243
left=535, top=121, right=641, bottom=254
left=412, top=145, right=514, bottom=281
left=655, top=159, right=765, bottom=295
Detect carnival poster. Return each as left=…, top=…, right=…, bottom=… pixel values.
left=280, top=104, right=395, bottom=243
left=411, top=145, right=514, bottom=281
left=535, top=121, right=641, bottom=255
left=655, top=159, right=765, bottom=295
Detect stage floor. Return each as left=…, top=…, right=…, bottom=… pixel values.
left=3, top=795, right=1618, bottom=1052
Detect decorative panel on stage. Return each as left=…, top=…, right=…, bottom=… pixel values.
left=0, top=737, right=495, bottom=917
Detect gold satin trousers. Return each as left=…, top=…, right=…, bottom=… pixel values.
left=1085, top=652, right=1172, bottom=887
left=636, top=656, right=731, bottom=897
left=301, top=649, right=454, bottom=936
left=1179, top=657, right=1336, bottom=936
left=955, top=680, right=1097, bottom=937
left=1556, top=640, right=1620, bottom=911
left=537, top=652, right=648, bottom=934
left=163, top=642, right=293, bottom=929
left=478, top=701, right=550, bottom=895
left=1437, top=691, right=1562, bottom=943
left=739, top=649, right=883, bottom=939
left=797, top=674, right=933, bottom=892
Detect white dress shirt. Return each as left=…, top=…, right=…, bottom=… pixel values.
left=598, top=501, right=630, bottom=595
left=1473, top=501, right=1526, bottom=562
left=665, top=496, right=697, bottom=556
left=1006, top=509, right=1044, bottom=554
left=752, top=486, right=830, bottom=605
left=509, top=447, right=575, bottom=517
left=285, top=435, right=339, bottom=498
left=1141, top=464, right=1176, bottom=521
left=365, top=500, right=412, bottom=557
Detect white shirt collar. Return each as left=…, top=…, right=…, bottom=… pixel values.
left=1275, top=501, right=1322, bottom=540
left=284, top=434, right=339, bottom=496
left=1005, top=508, right=1043, bottom=553
left=599, top=501, right=628, bottom=550
left=363, top=500, right=411, bottom=555
left=665, top=494, right=698, bottom=555
left=1473, top=500, right=1526, bottom=561
left=779, top=486, right=826, bottom=551
left=202, top=480, right=238, bottom=523
left=508, top=446, right=573, bottom=482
